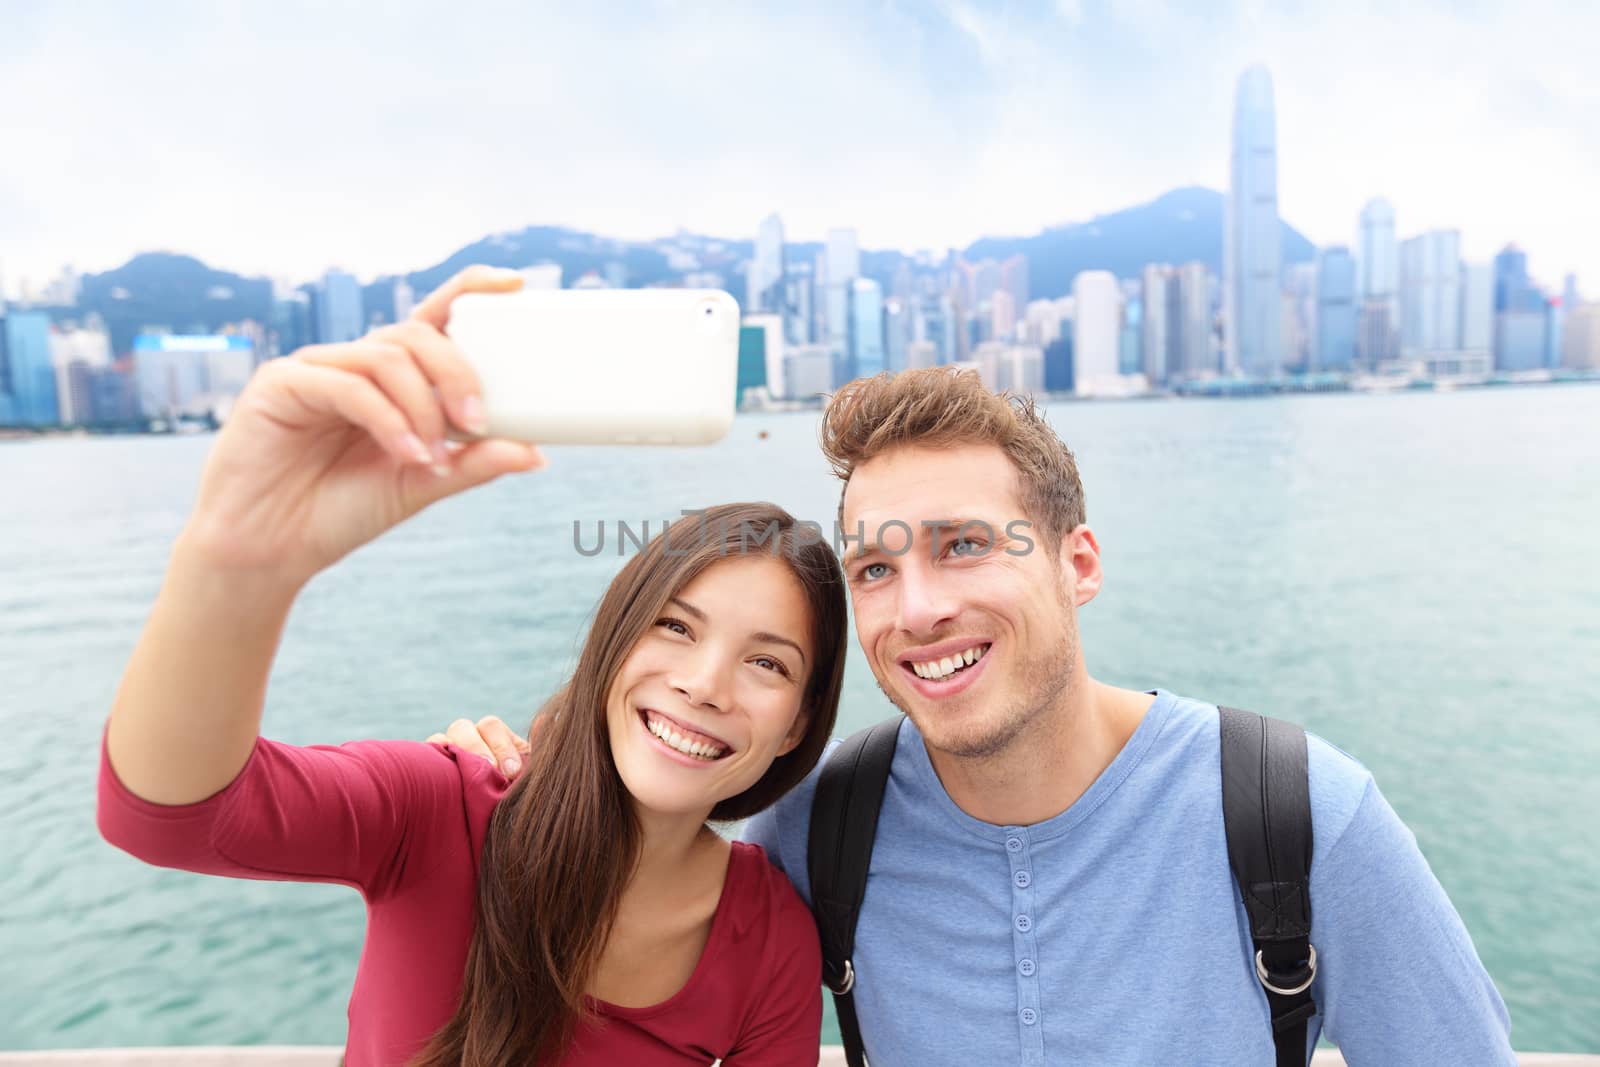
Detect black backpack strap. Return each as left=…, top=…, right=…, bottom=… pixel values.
left=806, top=716, right=902, bottom=1067
left=1218, top=706, right=1318, bottom=1067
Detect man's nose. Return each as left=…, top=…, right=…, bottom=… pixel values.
left=894, top=562, right=959, bottom=637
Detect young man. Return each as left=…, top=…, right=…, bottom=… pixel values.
left=449, top=368, right=1515, bottom=1065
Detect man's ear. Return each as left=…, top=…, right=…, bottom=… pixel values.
left=776, top=706, right=811, bottom=758
left=1059, top=524, right=1104, bottom=607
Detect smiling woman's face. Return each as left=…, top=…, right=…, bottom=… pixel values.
left=605, top=553, right=815, bottom=819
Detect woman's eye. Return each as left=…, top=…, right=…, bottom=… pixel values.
left=656, top=618, right=690, bottom=636
left=753, top=655, right=790, bottom=676
left=861, top=562, right=890, bottom=581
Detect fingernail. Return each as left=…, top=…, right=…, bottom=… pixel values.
left=402, top=433, right=432, bottom=465
left=431, top=441, right=451, bottom=477
left=461, top=395, right=487, bottom=435
left=502, top=757, right=521, bottom=776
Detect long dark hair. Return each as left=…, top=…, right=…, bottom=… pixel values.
left=409, top=502, right=847, bottom=1066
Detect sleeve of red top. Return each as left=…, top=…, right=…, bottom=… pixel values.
left=723, top=855, right=824, bottom=1067
left=96, top=723, right=467, bottom=898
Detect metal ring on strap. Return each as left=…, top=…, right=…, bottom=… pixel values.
left=828, top=958, right=856, bottom=995
left=1255, top=945, right=1317, bottom=996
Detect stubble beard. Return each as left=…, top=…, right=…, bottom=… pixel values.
left=878, top=619, right=1079, bottom=762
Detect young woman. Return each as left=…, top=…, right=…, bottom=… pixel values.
left=96, top=266, right=847, bottom=1066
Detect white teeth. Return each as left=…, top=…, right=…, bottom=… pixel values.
left=911, top=643, right=990, bottom=680
left=644, top=713, right=725, bottom=760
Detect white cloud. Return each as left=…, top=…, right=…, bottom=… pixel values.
left=0, top=0, right=1594, bottom=293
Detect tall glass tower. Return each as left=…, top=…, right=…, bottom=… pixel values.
left=746, top=213, right=785, bottom=314
left=1358, top=198, right=1398, bottom=305
left=1225, top=65, right=1283, bottom=378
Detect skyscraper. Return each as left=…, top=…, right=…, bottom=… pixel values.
left=1460, top=262, right=1494, bottom=353
left=747, top=214, right=785, bottom=315
left=1398, top=231, right=1462, bottom=353
left=0, top=311, right=59, bottom=426
left=848, top=277, right=885, bottom=379
left=823, top=229, right=860, bottom=378
left=319, top=270, right=364, bottom=345
left=1358, top=199, right=1398, bottom=307
left=735, top=324, right=769, bottom=404
left=1562, top=301, right=1600, bottom=369
left=1225, top=65, right=1283, bottom=379
left=884, top=298, right=910, bottom=373
left=1357, top=199, right=1399, bottom=364
left=1491, top=244, right=1546, bottom=371
left=1314, top=246, right=1357, bottom=371
left=393, top=279, right=415, bottom=322
left=1141, top=265, right=1172, bottom=385
left=990, top=290, right=1017, bottom=341
left=1000, top=255, right=1030, bottom=315
left=1283, top=262, right=1318, bottom=372
left=825, top=229, right=860, bottom=286
left=1176, top=262, right=1213, bottom=380
left=784, top=264, right=814, bottom=346
left=1071, top=270, right=1121, bottom=396
left=743, top=313, right=785, bottom=398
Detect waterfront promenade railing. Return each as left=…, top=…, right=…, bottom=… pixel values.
left=2, top=1049, right=1597, bottom=1065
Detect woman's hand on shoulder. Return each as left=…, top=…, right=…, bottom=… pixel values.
left=426, top=714, right=536, bottom=778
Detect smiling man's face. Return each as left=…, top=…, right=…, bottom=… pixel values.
left=842, top=442, right=1099, bottom=759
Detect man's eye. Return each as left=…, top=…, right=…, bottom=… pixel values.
left=861, top=562, right=890, bottom=581
left=949, top=538, right=987, bottom=557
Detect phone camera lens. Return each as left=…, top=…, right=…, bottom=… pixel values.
left=703, top=306, right=713, bottom=316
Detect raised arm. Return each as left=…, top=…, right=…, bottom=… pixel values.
left=104, top=265, right=545, bottom=805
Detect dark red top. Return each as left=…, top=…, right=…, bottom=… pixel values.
left=96, top=731, right=822, bottom=1066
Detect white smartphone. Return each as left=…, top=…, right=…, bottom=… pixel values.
left=444, top=288, right=741, bottom=445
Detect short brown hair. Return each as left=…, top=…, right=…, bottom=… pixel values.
left=820, top=368, right=1086, bottom=554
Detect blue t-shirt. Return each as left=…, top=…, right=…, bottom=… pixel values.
left=741, top=690, right=1515, bottom=1066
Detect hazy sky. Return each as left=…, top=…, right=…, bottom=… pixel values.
left=2, top=0, right=1595, bottom=294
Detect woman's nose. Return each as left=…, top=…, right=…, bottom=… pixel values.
left=670, top=648, right=731, bottom=712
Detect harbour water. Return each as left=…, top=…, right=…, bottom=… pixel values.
left=2, top=384, right=1597, bottom=1051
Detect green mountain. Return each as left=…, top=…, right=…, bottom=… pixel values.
left=66, top=188, right=1321, bottom=353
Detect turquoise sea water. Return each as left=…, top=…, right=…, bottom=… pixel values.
left=2, top=384, right=1597, bottom=1052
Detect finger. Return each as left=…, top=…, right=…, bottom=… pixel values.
left=475, top=715, right=525, bottom=776
left=425, top=733, right=449, bottom=746
left=410, top=265, right=524, bottom=334
left=298, top=341, right=450, bottom=467
left=372, top=320, right=487, bottom=439
left=399, top=437, right=546, bottom=514
left=266, top=359, right=435, bottom=469
left=444, top=717, right=497, bottom=766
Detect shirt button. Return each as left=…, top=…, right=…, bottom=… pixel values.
left=1014, top=870, right=1031, bottom=889
left=1020, top=1007, right=1038, bottom=1026
left=1015, top=914, right=1032, bottom=933
left=1006, top=837, right=1023, bottom=853
left=1019, top=958, right=1036, bottom=977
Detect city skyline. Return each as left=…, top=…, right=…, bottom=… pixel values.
left=2, top=1, right=1596, bottom=290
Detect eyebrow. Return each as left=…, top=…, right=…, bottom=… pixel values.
left=667, top=596, right=808, bottom=667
